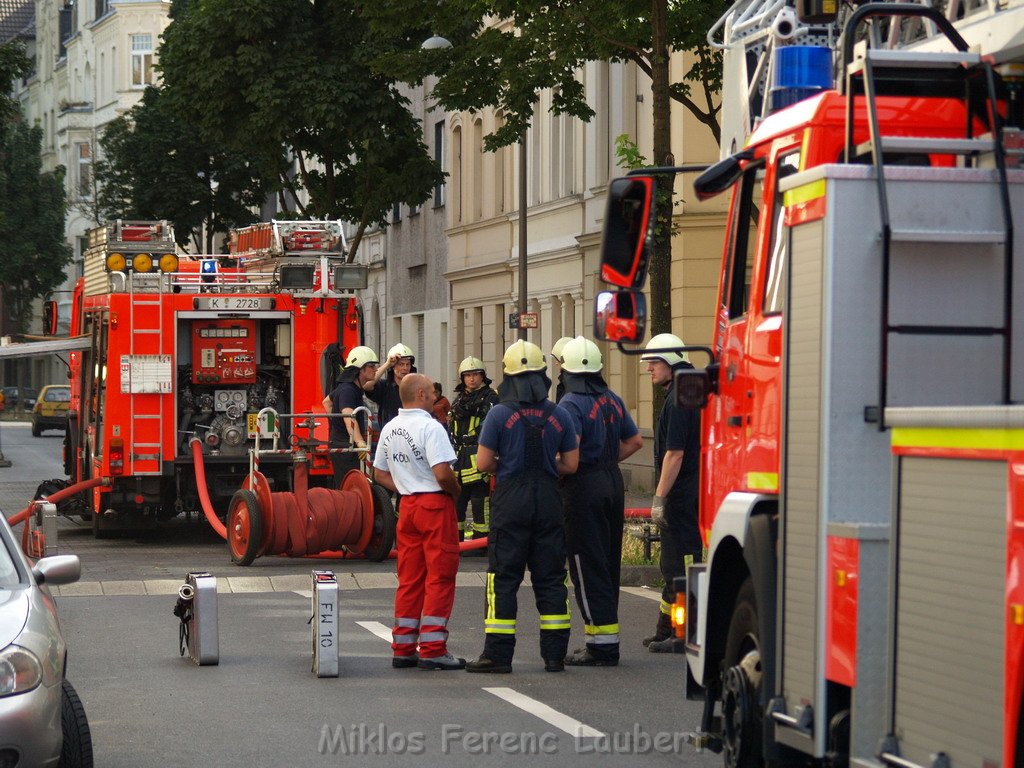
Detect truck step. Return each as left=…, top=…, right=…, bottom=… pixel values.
left=890, top=228, right=1005, bottom=244
left=855, top=136, right=996, bottom=156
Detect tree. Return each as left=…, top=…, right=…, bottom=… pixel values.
left=367, top=0, right=728, bottom=338
left=0, top=42, right=71, bottom=333
left=94, top=87, right=273, bottom=251
left=158, top=0, right=446, bottom=259
left=0, top=121, right=73, bottom=332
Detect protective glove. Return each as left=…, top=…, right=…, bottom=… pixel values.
left=650, top=495, right=668, bottom=529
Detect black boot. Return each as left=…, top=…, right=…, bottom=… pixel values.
left=642, top=613, right=672, bottom=648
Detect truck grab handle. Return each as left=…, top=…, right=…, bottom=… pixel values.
left=840, top=3, right=969, bottom=79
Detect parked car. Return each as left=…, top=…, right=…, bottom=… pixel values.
left=0, top=513, right=92, bottom=766
left=3, top=387, right=39, bottom=413
left=20, top=388, right=38, bottom=411
left=31, top=386, right=71, bottom=437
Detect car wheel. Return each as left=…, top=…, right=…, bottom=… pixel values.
left=31, top=418, right=41, bottom=437
left=59, top=679, right=93, bottom=768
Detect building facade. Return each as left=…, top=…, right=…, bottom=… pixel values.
left=5, top=0, right=171, bottom=390
left=359, top=78, right=451, bottom=389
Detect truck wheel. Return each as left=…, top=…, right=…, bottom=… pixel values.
left=59, top=679, right=93, bottom=768
left=722, top=576, right=764, bottom=768
left=228, top=489, right=263, bottom=566
left=363, top=483, right=396, bottom=562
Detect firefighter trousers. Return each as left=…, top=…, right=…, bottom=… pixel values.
left=564, top=465, right=624, bottom=659
left=391, top=492, right=461, bottom=660
left=658, top=496, right=703, bottom=616
left=456, top=480, right=489, bottom=539
left=483, top=475, right=570, bottom=665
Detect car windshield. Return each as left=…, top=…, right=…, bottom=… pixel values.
left=0, top=530, right=19, bottom=587
left=44, top=388, right=70, bottom=403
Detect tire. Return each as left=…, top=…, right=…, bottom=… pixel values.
left=363, top=483, right=396, bottom=562
left=227, top=489, right=263, bottom=566
left=32, top=418, right=41, bottom=437
left=59, top=678, right=93, bottom=768
left=721, top=576, right=764, bottom=768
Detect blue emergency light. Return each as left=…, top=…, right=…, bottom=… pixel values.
left=768, top=45, right=833, bottom=113
left=201, top=258, right=217, bottom=284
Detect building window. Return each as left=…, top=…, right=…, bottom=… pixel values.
left=76, top=142, right=92, bottom=198
left=433, top=120, right=445, bottom=208
left=131, top=34, right=154, bottom=87
left=452, top=125, right=462, bottom=223
left=392, top=202, right=401, bottom=223
left=409, top=204, right=419, bottom=216
left=95, top=0, right=110, bottom=18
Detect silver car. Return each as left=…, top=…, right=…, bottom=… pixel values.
left=0, top=514, right=92, bottom=767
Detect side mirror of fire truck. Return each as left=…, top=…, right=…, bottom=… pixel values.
left=594, top=290, right=646, bottom=344
left=42, top=300, right=58, bottom=336
left=674, top=364, right=719, bottom=410
left=693, top=148, right=753, bottom=202
left=599, top=175, right=656, bottom=288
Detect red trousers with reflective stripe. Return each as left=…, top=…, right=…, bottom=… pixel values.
left=392, top=492, right=460, bottom=659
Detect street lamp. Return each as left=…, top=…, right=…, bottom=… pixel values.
left=421, top=34, right=529, bottom=341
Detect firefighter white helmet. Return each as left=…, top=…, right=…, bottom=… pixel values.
left=560, top=336, right=603, bottom=374
left=345, top=346, right=380, bottom=369
left=551, top=336, right=573, bottom=363
left=640, top=333, right=690, bottom=365
left=387, top=342, right=415, bottom=362
left=502, top=340, right=546, bottom=375
left=458, top=356, right=487, bottom=376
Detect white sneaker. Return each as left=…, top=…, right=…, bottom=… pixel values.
left=418, top=653, right=467, bottom=670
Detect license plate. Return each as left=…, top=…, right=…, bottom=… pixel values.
left=195, top=296, right=272, bottom=311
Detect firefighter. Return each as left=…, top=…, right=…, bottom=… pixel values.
left=370, top=342, right=416, bottom=429
left=321, top=346, right=379, bottom=484
left=558, top=336, right=643, bottom=666
left=373, top=373, right=465, bottom=670
left=640, top=332, right=702, bottom=653
left=466, top=340, right=579, bottom=674
left=551, top=336, right=572, bottom=403
left=448, top=356, right=499, bottom=544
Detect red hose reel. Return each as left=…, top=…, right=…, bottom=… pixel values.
left=226, top=464, right=395, bottom=566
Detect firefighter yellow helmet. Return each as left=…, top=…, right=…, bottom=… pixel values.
left=345, top=346, right=380, bottom=369
left=387, top=342, right=415, bottom=361
left=640, top=333, right=689, bottom=365
left=551, top=336, right=573, bottom=363
left=560, top=336, right=603, bottom=374
left=458, top=356, right=487, bottom=376
left=502, top=340, right=546, bottom=376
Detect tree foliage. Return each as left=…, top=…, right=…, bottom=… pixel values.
left=158, top=0, right=446, bottom=258
left=0, top=42, right=71, bottom=333
left=94, top=87, right=272, bottom=251
left=369, top=0, right=728, bottom=149
left=0, top=122, right=73, bottom=332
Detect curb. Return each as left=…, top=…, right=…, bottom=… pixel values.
left=620, top=564, right=662, bottom=588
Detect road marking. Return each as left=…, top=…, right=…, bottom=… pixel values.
left=483, top=687, right=605, bottom=738
left=621, top=586, right=661, bottom=602
left=356, top=620, right=393, bottom=642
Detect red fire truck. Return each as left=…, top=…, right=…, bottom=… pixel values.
left=597, top=2, right=1023, bottom=767
left=63, top=219, right=365, bottom=536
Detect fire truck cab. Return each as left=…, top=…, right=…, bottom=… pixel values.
left=68, top=219, right=365, bottom=535
left=597, top=3, right=1024, bottom=766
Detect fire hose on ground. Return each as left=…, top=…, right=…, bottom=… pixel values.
left=11, top=476, right=108, bottom=555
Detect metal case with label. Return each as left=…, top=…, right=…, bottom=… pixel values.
left=312, top=571, right=339, bottom=677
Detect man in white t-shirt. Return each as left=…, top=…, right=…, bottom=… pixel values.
left=373, top=373, right=464, bottom=670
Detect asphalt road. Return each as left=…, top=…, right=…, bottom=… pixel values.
left=1, top=422, right=720, bottom=768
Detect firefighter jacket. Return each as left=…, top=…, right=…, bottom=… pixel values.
left=448, top=384, right=498, bottom=484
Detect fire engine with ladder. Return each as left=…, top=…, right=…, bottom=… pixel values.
left=58, top=219, right=370, bottom=541
left=596, top=1, right=1024, bottom=766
